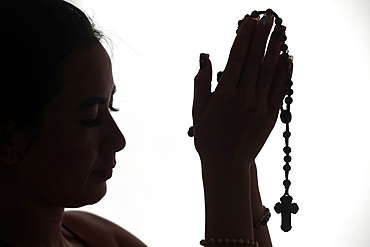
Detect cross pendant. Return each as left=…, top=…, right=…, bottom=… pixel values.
left=274, top=195, right=299, bottom=232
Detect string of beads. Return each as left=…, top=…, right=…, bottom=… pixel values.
left=200, top=238, right=259, bottom=246
left=253, top=206, right=271, bottom=229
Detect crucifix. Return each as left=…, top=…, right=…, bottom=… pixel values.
left=275, top=195, right=299, bottom=232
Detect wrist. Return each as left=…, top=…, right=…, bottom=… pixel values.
left=202, top=164, right=253, bottom=239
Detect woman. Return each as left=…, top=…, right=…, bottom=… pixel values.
left=0, top=0, right=290, bottom=246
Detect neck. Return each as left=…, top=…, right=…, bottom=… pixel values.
left=0, top=180, right=67, bottom=247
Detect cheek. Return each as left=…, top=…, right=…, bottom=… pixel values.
left=31, top=121, right=100, bottom=176
left=46, top=135, right=99, bottom=174
left=17, top=132, right=101, bottom=207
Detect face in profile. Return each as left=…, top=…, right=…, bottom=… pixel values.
left=13, top=42, right=126, bottom=208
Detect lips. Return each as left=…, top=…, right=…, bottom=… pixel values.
left=91, top=163, right=115, bottom=180
left=91, top=169, right=113, bottom=180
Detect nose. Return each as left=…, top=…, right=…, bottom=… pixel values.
left=101, top=113, right=126, bottom=154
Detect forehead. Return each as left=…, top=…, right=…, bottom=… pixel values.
left=56, top=42, right=114, bottom=100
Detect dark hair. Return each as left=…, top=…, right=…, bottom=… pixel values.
left=0, top=0, right=103, bottom=134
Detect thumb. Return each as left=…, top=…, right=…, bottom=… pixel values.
left=193, top=53, right=212, bottom=127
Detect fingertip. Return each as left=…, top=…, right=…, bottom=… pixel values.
left=238, top=16, right=257, bottom=32
left=199, top=53, right=210, bottom=70
left=195, top=53, right=212, bottom=82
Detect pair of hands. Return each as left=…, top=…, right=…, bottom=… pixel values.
left=192, top=14, right=293, bottom=173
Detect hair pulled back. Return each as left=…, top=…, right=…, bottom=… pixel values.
left=0, top=0, right=103, bottom=134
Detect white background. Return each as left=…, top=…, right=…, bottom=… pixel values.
left=68, top=0, right=370, bottom=246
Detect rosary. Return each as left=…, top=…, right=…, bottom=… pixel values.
left=188, top=9, right=298, bottom=233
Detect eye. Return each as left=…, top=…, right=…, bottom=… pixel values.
left=79, top=107, right=118, bottom=128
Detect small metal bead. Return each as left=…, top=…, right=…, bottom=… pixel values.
left=275, top=17, right=283, bottom=25
left=225, top=238, right=230, bottom=244
left=238, top=239, right=244, bottom=244
left=216, top=238, right=222, bottom=243
left=283, top=180, right=291, bottom=187
left=283, top=164, right=291, bottom=172
left=284, top=155, right=292, bottom=162
left=285, top=96, right=293, bottom=104
left=280, top=110, right=292, bottom=124
left=283, top=146, right=291, bottom=153
left=283, top=131, right=291, bottom=138
left=232, top=238, right=237, bottom=244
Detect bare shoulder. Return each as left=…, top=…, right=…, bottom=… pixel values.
left=63, top=210, right=147, bottom=247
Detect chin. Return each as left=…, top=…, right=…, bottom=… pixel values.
left=65, top=183, right=107, bottom=208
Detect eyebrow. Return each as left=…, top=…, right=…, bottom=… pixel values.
left=77, top=85, right=117, bottom=112
left=77, top=97, right=107, bottom=112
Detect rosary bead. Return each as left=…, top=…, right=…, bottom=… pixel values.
left=265, top=8, right=274, bottom=16
left=286, top=88, right=294, bottom=96
left=283, top=180, right=291, bottom=187
left=283, top=164, right=291, bottom=172
left=251, top=10, right=259, bottom=18
left=280, top=43, right=288, bottom=52
left=275, top=17, right=283, bottom=25
left=283, top=131, right=291, bottom=138
left=187, top=126, right=194, bottom=137
left=281, top=33, right=287, bottom=42
left=285, top=96, right=293, bottom=104
left=284, top=155, right=292, bottom=162
left=285, top=79, right=293, bottom=88
left=280, top=110, right=292, bottom=124
left=283, top=146, right=291, bottom=154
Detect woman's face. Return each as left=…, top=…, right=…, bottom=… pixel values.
left=15, top=42, right=126, bottom=207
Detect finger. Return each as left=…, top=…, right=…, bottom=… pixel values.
left=238, top=14, right=274, bottom=99
left=269, top=55, right=293, bottom=114
left=256, top=24, right=286, bottom=108
left=219, top=17, right=257, bottom=90
left=193, top=53, right=212, bottom=126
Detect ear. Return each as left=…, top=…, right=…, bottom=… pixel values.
left=0, top=120, right=21, bottom=165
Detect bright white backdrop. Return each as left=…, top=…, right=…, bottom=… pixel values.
left=68, top=0, right=370, bottom=246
